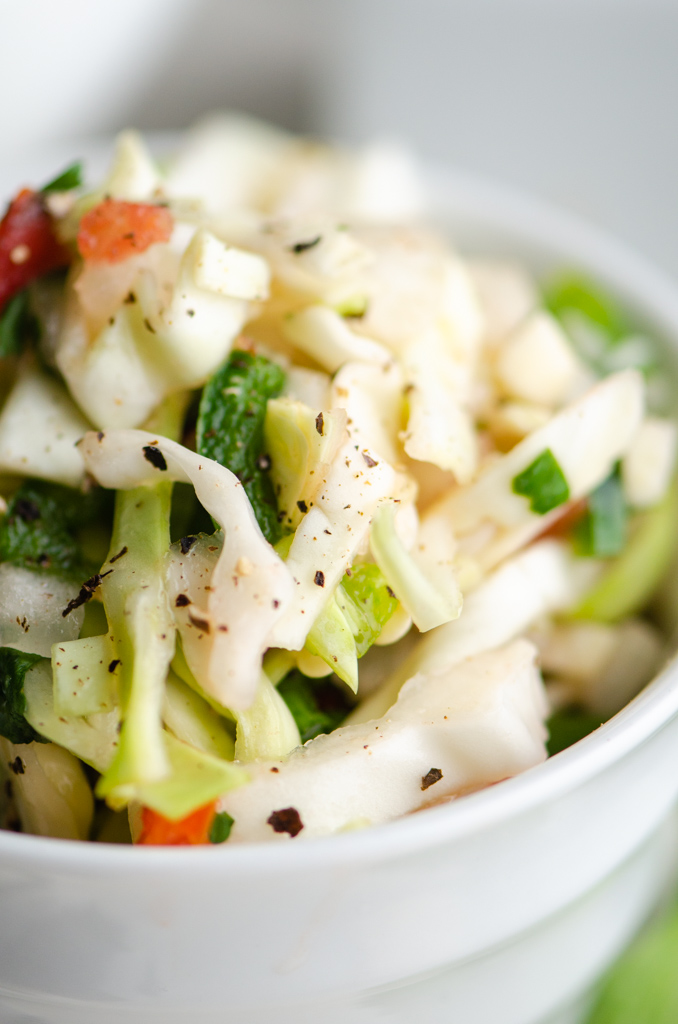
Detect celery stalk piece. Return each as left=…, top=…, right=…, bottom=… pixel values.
left=170, top=640, right=236, bottom=722
left=96, top=481, right=175, bottom=801
left=572, top=476, right=678, bottom=623
left=134, top=732, right=248, bottom=822
left=23, top=661, right=119, bottom=773
left=52, top=634, right=117, bottom=717
left=234, top=672, right=301, bottom=762
left=163, top=671, right=235, bottom=761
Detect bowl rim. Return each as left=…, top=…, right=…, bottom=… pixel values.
left=3, top=153, right=678, bottom=875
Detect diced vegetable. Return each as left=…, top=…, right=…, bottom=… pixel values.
left=512, top=449, right=570, bottom=515
left=0, top=189, right=70, bottom=314
left=77, top=199, right=173, bottom=264
left=572, top=470, right=627, bottom=558
left=197, top=350, right=285, bottom=544
left=137, top=801, right=217, bottom=846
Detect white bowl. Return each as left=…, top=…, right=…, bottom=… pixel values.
left=2, top=148, right=678, bottom=1024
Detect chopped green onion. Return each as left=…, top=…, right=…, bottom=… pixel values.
left=209, top=811, right=234, bottom=844
left=41, top=161, right=84, bottom=194
left=573, top=471, right=627, bottom=558
left=512, top=448, right=570, bottom=515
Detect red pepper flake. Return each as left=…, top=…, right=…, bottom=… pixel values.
left=188, top=611, right=211, bottom=634
left=267, top=807, right=304, bottom=837
left=0, top=189, right=71, bottom=313
left=175, top=594, right=191, bottom=608
left=77, top=198, right=173, bottom=264
left=421, top=767, right=443, bottom=791
left=142, top=445, right=168, bottom=471
left=314, top=570, right=325, bottom=587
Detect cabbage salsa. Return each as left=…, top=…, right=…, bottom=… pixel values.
left=0, top=115, right=675, bottom=845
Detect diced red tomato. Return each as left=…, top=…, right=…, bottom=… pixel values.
left=0, top=189, right=71, bottom=312
left=137, top=801, right=217, bottom=846
left=77, top=199, right=173, bottom=264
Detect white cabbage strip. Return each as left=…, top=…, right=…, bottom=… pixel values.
left=219, top=640, right=547, bottom=842
left=267, top=437, right=396, bottom=651
left=79, top=430, right=293, bottom=710
left=0, top=564, right=84, bottom=655
left=434, top=369, right=644, bottom=572
left=352, top=539, right=598, bottom=725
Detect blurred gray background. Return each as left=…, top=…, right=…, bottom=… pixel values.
left=2, top=0, right=678, bottom=273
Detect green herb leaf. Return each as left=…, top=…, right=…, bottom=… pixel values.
left=547, top=706, right=603, bottom=756
left=209, top=811, right=234, bottom=844
left=545, top=274, right=628, bottom=344
left=512, top=448, right=570, bottom=515
left=573, top=471, right=627, bottom=558
left=0, top=290, right=39, bottom=358
left=586, top=900, right=678, bottom=1024
left=0, top=648, right=47, bottom=744
left=197, top=351, right=285, bottom=544
left=0, top=479, right=112, bottom=580
left=278, top=670, right=352, bottom=744
left=340, top=564, right=399, bottom=657
left=41, top=161, right=83, bottom=194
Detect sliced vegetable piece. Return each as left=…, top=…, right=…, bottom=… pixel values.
left=0, top=364, right=90, bottom=486
left=340, top=563, right=399, bottom=657
left=572, top=475, right=678, bottom=622
left=0, top=189, right=70, bottom=313
left=137, top=800, right=216, bottom=846
left=233, top=672, right=301, bottom=762
left=0, top=736, right=93, bottom=840
left=163, top=671, right=235, bottom=761
left=52, top=634, right=117, bottom=717
left=304, top=593, right=359, bottom=692
left=370, top=502, right=462, bottom=633
left=0, top=477, right=111, bottom=580
left=23, top=660, right=119, bottom=772
left=197, top=350, right=285, bottom=543
left=0, top=563, right=85, bottom=656
left=572, top=470, right=626, bottom=558
left=134, top=732, right=247, bottom=821
left=77, top=199, right=173, bottom=264
left=79, top=429, right=294, bottom=710
left=219, top=641, right=547, bottom=842
left=264, top=397, right=347, bottom=532
left=512, top=448, right=570, bottom=515
left=0, top=289, right=38, bottom=358
left=42, top=162, right=83, bottom=195
left=0, top=647, right=45, bottom=744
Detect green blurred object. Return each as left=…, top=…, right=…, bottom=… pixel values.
left=546, top=706, right=604, bottom=757
left=586, top=900, right=678, bottom=1023
left=545, top=273, right=628, bottom=344
left=511, top=448, right=570, bottom=515
left=572, top=470, right=627, bottom=559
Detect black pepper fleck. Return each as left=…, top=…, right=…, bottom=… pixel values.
left=315, top=412, right=324, bottom=436
left=289, top=235, right=322, bottom=254
left=108, top=659, right=121, bottom=673
left=267, top=807, right=303, bottom=837
left=180, top=535, right=197, bottom=554
left=314, top=570, right=325, bottom=587
left=421, top=768, right=443, bottom=791
left=142, top=445, right=168, bottom=471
